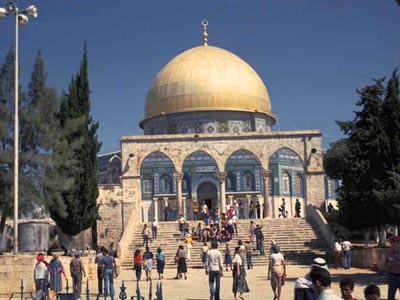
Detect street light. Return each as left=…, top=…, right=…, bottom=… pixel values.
left=0, top=2, right=38, bottom=254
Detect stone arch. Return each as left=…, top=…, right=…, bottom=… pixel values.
left=225, top=149, right=262, bottom=192
left=180, top=150, right=219, bottom=171
left=268, top=147, right=304, bottom=165
left=182, top=150, right=219, bottom=200
left=293, top=172, right=304, bottom=197
left=139, top=150, right=177, bottom=172
left=140, top=151, right=175, bottom=199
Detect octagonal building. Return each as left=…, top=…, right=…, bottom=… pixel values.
left=96, top=23, right=336, bottom=249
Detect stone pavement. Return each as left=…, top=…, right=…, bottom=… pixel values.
left=91, top=265, right=389, bottom=300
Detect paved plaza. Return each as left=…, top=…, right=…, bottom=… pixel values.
left=95, top=265, right=388, bottom=300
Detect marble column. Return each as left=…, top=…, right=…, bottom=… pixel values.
left=246, top=194, right=252, bottom=218
left=182, top=196, right=187, bottom=219
left=260, top=169, right=271, bottom=218
left=174, top=172, right=183, bottom=216
left=163, top=197, right=169, bottom=221
left=228, top=195, right=234, bottom=208
left=218, top=172, right=227, bottom=214
left=153, top=197, right=159, bottom=222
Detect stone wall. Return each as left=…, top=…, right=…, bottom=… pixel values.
left=97, top=184, right=133, bottom=253
left=120, top=130, right=325, bottom=217
left=0, top=254, right=97, bottom=294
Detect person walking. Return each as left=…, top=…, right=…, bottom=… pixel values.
left=255, top=225, right=265, bottom=255
left=142, top=224, right=151, bottom=247
left=101, top=249, right=116, bottom=300
left=341, top=238, right=352, bottom=269
left=34, top=253, right=49, bottom=300
left=256, top=201, right=261, bottom=219
left=232, top=246, right=249, bottom=300
left=249, top=201, right=256, bottom=219
left=193, top=200, right=199, bottom=220
left=202, top=242, right=209, bottom=269
left=178, top=214, right=186, bottom=239
left=151, top=218, right=158, bottom=240
left=206, top=240, right=224, bottom=300
left=245, top=240, right=253, bottom=270
left=185, top=234, right=193, bottom=261
left=385, top=235, right=400, bottom=300
left=268, top=244, right=286, bottom=300
left=70, top=252, right=86, bottom=300
left=224, top=243, right=232, bottom=272
left=48, top=252, right=67, bottom=300
left=133, top=249, right=142, bottom=282
left=156, top=247, right=165, bottom=280
left=295, top=199, right=302, bottom=218
left=95, top=246, right=105, bottom=295
left=143, top=246, right=154, bottom=281
left=334, top=238, right=343, bottom=268
left=175, top=245, right=187, bottom=280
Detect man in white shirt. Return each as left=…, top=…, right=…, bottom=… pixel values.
left=310, top=267, right=341, bottom=300
left=34, top=253, right=48, bottom=300
left=206, top=240, right=223, bottom=300
left=334, top=238, right=343, bottom=268
left=341, top=239, right=352, bottom=269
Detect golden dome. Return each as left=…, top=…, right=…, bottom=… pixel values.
left=141, top=45, right=275, bottom=127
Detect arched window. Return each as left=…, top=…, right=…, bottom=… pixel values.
left=226, top=172, right=236, bottom=191
left=143, top=176, right=153, bottom=194
left=160, top=175, right=172, bottom=194
left=282, top=172, right=290, bottom=194
left=294, top=174, right=303, bottom=195
left=329, top=179, right=338, bottom=198
left=242, top=172, right=253, bottom=191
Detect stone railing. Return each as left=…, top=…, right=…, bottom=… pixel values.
left=306, top=204, right=335, bottom=253
left=117, top=207, right=139, bottom=260
left=0, top=254, right=97, bottom=294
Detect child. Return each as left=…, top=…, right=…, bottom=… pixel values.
left=201, top=242, right=209, bottom=268
left=224, top=243, right=232, bottom=271
left=340, top=278, right=356, bottom=300
left=364, top=285, right=380, bottom=300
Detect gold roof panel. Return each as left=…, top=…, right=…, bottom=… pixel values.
left=142, top=45, right=274, bottom=125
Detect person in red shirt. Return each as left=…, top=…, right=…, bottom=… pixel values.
left=133, top=249, right=142, bottom=281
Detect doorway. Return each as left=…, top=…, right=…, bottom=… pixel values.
left=197, top=182, right=218, bottom=210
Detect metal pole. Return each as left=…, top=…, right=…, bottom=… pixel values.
left=13, top=7, right=19, bottom=254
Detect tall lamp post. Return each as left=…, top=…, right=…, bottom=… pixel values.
left=0, top=2, right=38, bottom=254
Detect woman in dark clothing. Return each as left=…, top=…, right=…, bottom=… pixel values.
left=133, top=249, right=142, bottom=281
left=175, top=245, right=187, bottom=279
left=156, top=247, right=165, bottom=280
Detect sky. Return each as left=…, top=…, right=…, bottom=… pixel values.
left=0, top=0, right=399, bottom=154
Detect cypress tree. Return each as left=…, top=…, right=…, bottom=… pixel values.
left=49, top=43, right=101, bottom=236
left=19, top=51, right=59, bottom=213
left=0, top=48, right=15, bottom=233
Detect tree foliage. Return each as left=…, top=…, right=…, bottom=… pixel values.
left=324, top=70, right=400, bottom=230
left=0, top=48, right=15, bottom=228
left=48, top=44, right=101, bottom=236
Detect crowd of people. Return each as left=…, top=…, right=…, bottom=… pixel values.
left=294, top=257, right=382, bottom=300
left=32, top=212, right=399, bottom=300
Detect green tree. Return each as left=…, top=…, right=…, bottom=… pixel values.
left=0, top=48, right=15, bottom=232
left=48, top=43, right=101, bottom=236
left=19, top=51, right=59, bottom=214
left=324, top=71, right=400, bottom=231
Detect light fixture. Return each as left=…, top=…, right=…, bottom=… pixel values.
left=0, top=7, right=7, bottom=18
left=24, top=5, right=37, bottom=18
left=0, top=1, right=38, bottom=254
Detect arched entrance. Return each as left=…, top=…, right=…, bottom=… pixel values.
left=197, top=182, right=218, bottom=211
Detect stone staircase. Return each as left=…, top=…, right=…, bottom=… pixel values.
left=119, top=218, right=331, bottom=270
